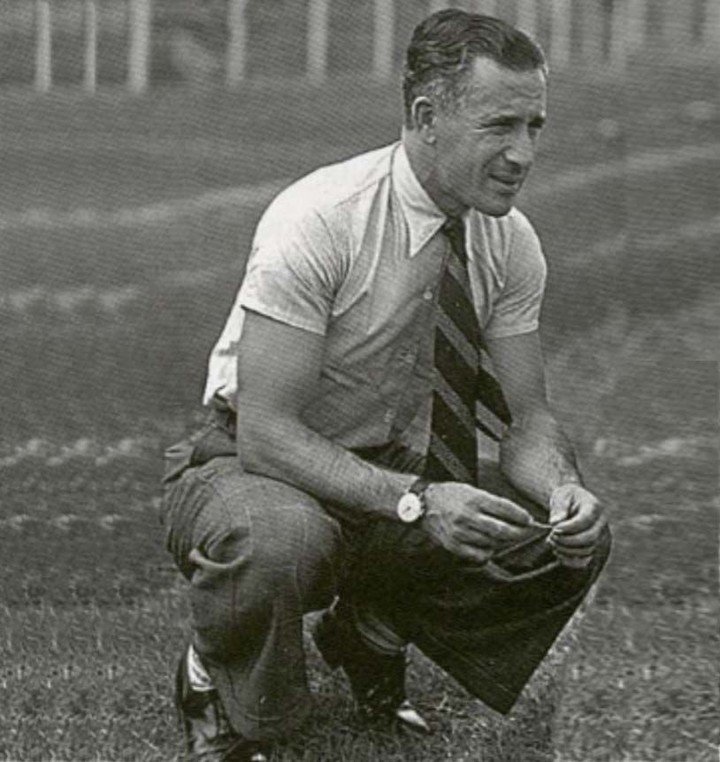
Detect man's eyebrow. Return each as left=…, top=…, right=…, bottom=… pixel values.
left=476, top=113, right=547, bottom=128
left=476, top=114, right=519, bottom=126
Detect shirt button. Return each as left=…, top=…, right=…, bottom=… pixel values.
left=384, top=409, right=395, bottom=424
left=423, top=289, right=433, bottom=301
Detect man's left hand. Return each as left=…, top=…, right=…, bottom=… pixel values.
left=548, top=484, right=607, bottom=569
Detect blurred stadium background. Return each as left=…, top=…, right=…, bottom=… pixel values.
left=0, top=1, right=718, bottom=760
left=1, top=0, right=718, bottom=90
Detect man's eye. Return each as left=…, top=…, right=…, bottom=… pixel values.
left=479, top=124, right=512, bottom=133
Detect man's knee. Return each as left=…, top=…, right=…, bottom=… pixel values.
left=177, top=463, right=344, bottom=620
left=237, top=502, right=343, bottom=613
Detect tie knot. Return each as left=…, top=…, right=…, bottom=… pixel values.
left=442, top=216, right=464, bottom=239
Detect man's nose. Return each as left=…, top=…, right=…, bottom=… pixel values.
left=504, top=129, right=535, bottom=169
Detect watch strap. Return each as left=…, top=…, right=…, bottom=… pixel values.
left=407, top=477, right=431, bottom=499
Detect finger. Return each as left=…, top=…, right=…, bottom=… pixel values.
left=553, top=502, right=602, bottom=535
left=529, top=518, right=553, bottom=530
left=453, top=527, right=497, bottom=549
left=450, top=541, right=493, bottom=566
left=549, top=486, right=575, bottom=524
left=462, top=513, right=535, bottom=544
left=558, top=555, right=593, bottom=569
left=551, top=543, right=596, bottom=558
left=550, top=522, right=605, bottom=548
left=549, top=499, right=570, bottom=525
left=472, top=494, right=533, bottom=527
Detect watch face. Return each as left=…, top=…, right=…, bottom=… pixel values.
left=397, top=493, right=424, bottom=523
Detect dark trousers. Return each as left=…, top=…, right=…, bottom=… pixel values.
left=160, top=418, right=610, bottom=741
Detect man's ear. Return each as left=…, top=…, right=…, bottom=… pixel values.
left=411, top=97, right=438, bottom=145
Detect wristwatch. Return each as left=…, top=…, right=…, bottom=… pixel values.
left=397, top=478, right=431, bottom=523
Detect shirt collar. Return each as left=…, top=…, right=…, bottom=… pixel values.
left=392, top=143, right=447, bottom=258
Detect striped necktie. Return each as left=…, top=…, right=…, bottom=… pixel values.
left=424, top=216, right=512, bottom=484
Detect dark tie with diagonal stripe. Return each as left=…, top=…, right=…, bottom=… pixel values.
left=424, top=216, right=512, bottom=484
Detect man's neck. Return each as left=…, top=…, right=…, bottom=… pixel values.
left=402, top=130, right=466, bottom=218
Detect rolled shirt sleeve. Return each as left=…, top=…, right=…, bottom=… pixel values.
left=483, top=211, right=547, bottom=340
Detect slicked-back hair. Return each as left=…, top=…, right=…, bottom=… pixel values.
left=403, top=10, right=547, bottom=128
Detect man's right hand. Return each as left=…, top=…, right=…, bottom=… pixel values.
left=421, top=482, right=534, bottom=564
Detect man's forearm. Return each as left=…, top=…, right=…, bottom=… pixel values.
left=498, top=409, right=582, bottom=507
left=238, top=411, right=417, bottom=521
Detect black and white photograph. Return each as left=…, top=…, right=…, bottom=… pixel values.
left=0, top=1, right=717, bottom=760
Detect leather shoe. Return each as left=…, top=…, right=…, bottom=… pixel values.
left=312, top=603, right=430, bottom=734
left=175, top=647, right=271, bottom=761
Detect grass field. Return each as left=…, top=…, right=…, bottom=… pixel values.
left=0, top=52, right=718, bottom=761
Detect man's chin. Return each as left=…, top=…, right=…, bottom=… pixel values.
left=465, top=185, right=522, bottom=216
left=471, top=197, right=515, bottom=217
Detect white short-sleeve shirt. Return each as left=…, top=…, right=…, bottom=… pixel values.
left=204, top=142, right=546, bottom=451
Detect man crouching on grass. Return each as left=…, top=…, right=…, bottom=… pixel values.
left=161, top=9, right=610, bottom=761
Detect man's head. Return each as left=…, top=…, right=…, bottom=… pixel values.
left=402, top=10, right=548, bottom=217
